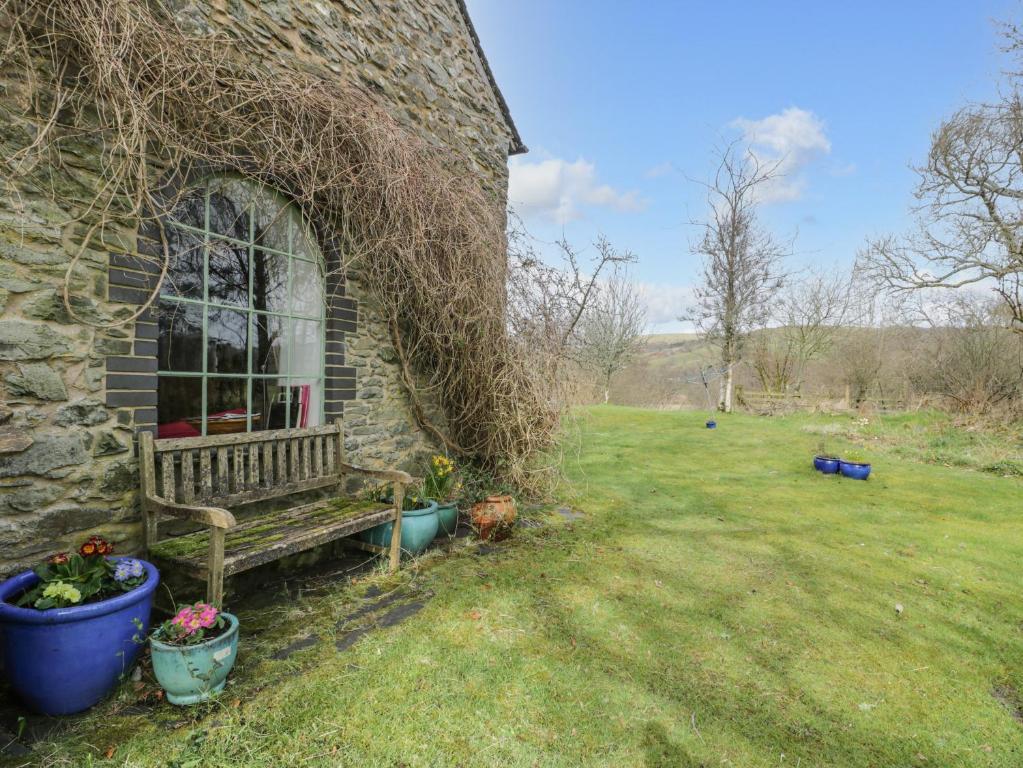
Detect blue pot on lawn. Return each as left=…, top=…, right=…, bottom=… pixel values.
left=813, top=456, right=841, bottom=474
left=359, top=501, right=439, bottom=556
left=706, top=420, right=717, bottom=429
left=0, top=559, right=159, bottom=715
left=839, top=461, right=872, bottom=480
left=150, top=613, right=239, bottom=706
left=434, top=501, right=458, bottom=537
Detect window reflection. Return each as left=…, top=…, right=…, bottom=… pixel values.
left=208, top=239, right=248, bottom=306
left=251, top=249, right=288, bottom=313
left=252, top=313, right=285, bottom=375
left=157, top=300, right=202, bottom=372
left=290, top=258, right=321, bottom=317
left=207, top=308, right=248, bottom=374
left=157, top=177, right=326, bottom=439
left=289, top=320, right=321, bottom=375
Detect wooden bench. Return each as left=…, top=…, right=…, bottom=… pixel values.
left=138, top=421, right=411, bottom=606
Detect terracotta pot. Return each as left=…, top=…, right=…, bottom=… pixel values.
left=470, top=495, right=516, bottom=541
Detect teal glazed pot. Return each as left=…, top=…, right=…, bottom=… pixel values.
left=359, top=501, right=439, bottom=556
left=150, top=613, right=239, bottom=705
left=434, top=501, right=458, bottom=537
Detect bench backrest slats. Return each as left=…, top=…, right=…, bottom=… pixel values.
left=143, top=421, right=346, bottom=509
left=180, top=450, right=195, bottom=503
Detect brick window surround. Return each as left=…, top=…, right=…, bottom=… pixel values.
left=105, top=184, right=357, bottom=437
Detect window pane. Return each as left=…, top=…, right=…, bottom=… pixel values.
left=252, top=313, right=285, bottom=375
left=161, top=228, right=204, bottom=300
left=208, top=186, right=250, bottom=242
left=156, top=300, right=203, bottom=372
left=206, top=378, right=250, bottom=435
left=287, top=379, right=321, bottom=428
left=251, top=187, right=292, bottom=253
left=290, top=257, right=322, bottom=317
left=251, top=249, right=288, bottom=313
left=208, top=307, right=248, bottom=374
left=207, top=238, right=249, bottom=307
left=253, top=379, right=291, bottom=431
left=156, top=376, right=202, bottom=440
left=291, top=221, right=319, bottom=262
left=289, top=320, right=321, bottom=375
left=167, top=189, right=205, bottom=229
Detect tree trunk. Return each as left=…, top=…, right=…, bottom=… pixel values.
left=723, top=363, right=734, bottom=413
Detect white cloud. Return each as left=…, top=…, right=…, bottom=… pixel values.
left=730, top=107, right=831, bottom=203
left=637, top=281, right=696, bottom=328
left=508, top=157, right=645, bottom=224
left=644, top=161, right=676, bottom=179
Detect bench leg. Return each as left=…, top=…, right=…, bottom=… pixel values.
left=389, top=482, right=404, bottom=572
left=141, top=505, right=158, bottom=557
left=207, top=527, right=226, bottom=607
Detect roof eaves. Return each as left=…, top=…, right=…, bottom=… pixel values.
left=454, top=0, right=528, bottom=156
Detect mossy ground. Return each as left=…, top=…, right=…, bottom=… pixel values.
left=9, top=407, right=1023, bottom=767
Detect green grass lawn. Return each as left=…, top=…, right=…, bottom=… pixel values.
left=21, top=408, right=1023, bottom=767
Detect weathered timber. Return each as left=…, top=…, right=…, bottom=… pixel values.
left=140, top=421, right=411, bottom=606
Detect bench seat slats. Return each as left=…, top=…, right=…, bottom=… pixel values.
left=151, top=498, right=395, bottom=577
left=138, top=420, right=413, bottom=607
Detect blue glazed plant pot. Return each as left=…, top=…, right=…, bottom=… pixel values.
left=839, top=461, right=872, bottom=480
left=150, top=613, right=239, bottom=706
left=359, top=501, right=439, bottom=556
left=434, top=501, right=458, bottom=537
left=706, top=420, right=717, bottom=429
left=0, top=559, right=159, bottom=715
left=813, top=456, right=841, bottom=474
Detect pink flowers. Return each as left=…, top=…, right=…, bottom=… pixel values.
left=156, top=601, right=227, bottom=646
left=171, top=603, right=219, bottom=636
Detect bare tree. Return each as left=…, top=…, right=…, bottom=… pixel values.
left=751, top=270, right=854, bottom=393
left=506, top=214, right=636, bottom=382
left=903, top=291, right=1023, bottom=412
left=685, top=143, right=789, bottom=412
left=577, top=268, right=647, bottom=403
left=861, top=87, right=1023, bottom=334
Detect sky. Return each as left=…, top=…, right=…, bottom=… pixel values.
left=466, top=0, right=1018, bottom=332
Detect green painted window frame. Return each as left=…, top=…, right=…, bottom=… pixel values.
left=156, top=175, right=327, bottom=436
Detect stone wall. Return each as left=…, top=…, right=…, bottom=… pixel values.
left=0, top=0, right=516, bottom=574
left=341, top=275, right=447, bottom=476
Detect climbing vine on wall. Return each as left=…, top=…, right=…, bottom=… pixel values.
left=0, top=0, right=562, bottom=489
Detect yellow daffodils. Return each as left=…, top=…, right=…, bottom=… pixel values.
left=431, top=454, right=455, bottom=478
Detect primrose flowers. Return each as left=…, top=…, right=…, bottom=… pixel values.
left=41, top=581, right=82, bottom=607
left=113, top=558, right=145, bottom=583
left=159, top=602, right=226, bottom=646
left=17, top=537, right=149, bottom=610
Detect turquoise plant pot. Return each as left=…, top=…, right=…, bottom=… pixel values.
left=359, top=501, right=439, bottom=556
left=434, top=501, right=458, bottom=537
left=150, top=613, right=239, bottom=705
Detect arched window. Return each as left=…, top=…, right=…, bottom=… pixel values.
left=156, top=176, right=325, bottom=438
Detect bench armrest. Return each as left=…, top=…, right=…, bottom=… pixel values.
left=146, top=496, right=236, bottom=529
left=338, top=462, right=414, bottom=485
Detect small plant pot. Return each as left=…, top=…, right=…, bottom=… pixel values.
left=706, top=420, right=717, bottom=429
left=434, top=501, right=458, bottom=538
left=0, top=559, right=159, bottom=715
left=150, top=613, right=239, bottom=706
left=813, top=456, right=840, bottom=474
left=839, top=461, right=872, bottom=480
left=359, top=501, right=439, bottom=556
left=470, top=495, right=516, bottom=542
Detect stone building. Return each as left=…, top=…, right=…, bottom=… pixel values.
left=0, top=0, right=524, bottom=574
